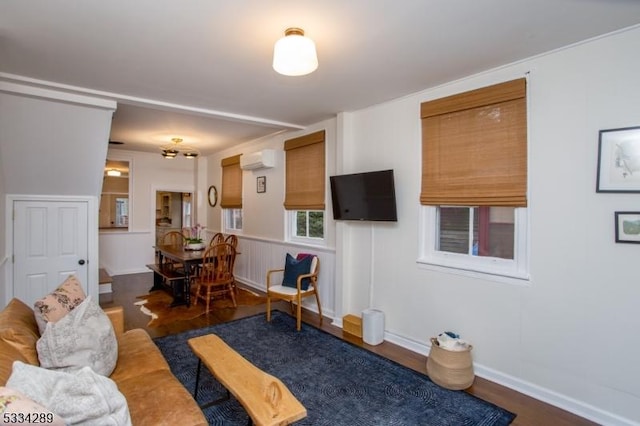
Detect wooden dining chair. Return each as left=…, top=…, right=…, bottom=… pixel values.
left=209, top=232, right=225, bottom=246
left=222, top=234, right=239, bottom=292
left=163, top=230, right=186, bottom=246
left=266, top=254, right=322, bottom=331
left=224, top=234, right=238, bottom=248
left=192, top=243, right=237, bottom=314
left=160, top=231, right=187, bottom=270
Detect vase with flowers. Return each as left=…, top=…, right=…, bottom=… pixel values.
left=185, top=224, right=205, bottom=250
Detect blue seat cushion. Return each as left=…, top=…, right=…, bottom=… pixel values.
left=282, top=253, right=313, bottom=290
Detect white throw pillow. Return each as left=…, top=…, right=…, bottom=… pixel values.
left=7, top=361, right=131, bottom=426
left=36, top=296, right=117, bottom=377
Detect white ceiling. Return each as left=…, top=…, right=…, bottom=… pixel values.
left=2, top=0, right=640, bottom=155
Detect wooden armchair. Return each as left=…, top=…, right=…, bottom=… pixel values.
left=192, top=243, right=237, bottom=314
left=266, top=254, right=322, bottom=331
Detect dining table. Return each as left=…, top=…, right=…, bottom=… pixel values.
left=151, top=243, right=207, bottom=307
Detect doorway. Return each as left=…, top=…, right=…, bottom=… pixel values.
left=155, top=191, right=193, bottom=244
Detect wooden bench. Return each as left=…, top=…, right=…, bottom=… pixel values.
left=188, top=334, right=306, bottom=426
left=146, top=263, right=187, bottom=307
left=146, top=263, right=185, bottom=281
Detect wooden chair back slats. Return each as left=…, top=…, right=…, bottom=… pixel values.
left=224, top=234, right=238, bottom=248
left=193, top=243, right=237, bottom=313
left=162, top=231, right=186, bottom=246
left=160, top=231, right=187, bottom=270
left=201, top=243, right=236, bottom=283
left=209, top=232, right=225, bottom=246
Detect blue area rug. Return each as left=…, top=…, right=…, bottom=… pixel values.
left=154, top=311, right=516, bottom=425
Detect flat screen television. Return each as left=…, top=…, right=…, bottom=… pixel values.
left=330, top=169, right=398, bottom=221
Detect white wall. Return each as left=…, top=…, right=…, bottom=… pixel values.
left=0, top=85, right=115, bottom=306
left=337, top=27, right=640, bottom=424
left=0, top=89, right=113, bottom=196
left=98, top=149, right=200, bottom=275
left=206, top=134, right=287, bottom=239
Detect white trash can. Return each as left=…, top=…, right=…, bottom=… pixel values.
left=362, top=309, right=385, bottom=345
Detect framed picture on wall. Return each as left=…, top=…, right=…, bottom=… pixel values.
left=615, top=211, right=640, bottom=243
left=596, top=126, right=640, bottom=192
left=257, top=176, right=266, bottom=193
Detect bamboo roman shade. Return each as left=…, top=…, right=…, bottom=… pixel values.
left=420, top=78, right=527, bottom=207
left=284, top=130, right=326, bottom=210
left=220, top=154, right=243, bottom=209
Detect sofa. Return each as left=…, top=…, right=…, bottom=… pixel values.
left=0, top=298, right=207, bottom=426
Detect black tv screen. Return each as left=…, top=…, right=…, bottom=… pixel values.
left=330, top=169, right=398, bottom=221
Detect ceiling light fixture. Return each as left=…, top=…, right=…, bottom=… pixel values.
left=160, top=137, right=199, bottom=159
left=106, top=169, right=121, bottom=177
left=273, top=27, right=318, bottom=76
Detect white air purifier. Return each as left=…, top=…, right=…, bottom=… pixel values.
left=362, top=309, right=385, bottom=345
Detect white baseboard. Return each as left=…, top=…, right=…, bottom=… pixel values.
left=384, top=330, right=637, bottom=426
left=472, top=364, right=638, bottom=426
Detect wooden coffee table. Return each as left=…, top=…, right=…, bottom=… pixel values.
left=188, top=334, right=306, bottom=426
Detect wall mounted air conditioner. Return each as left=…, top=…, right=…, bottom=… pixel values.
left=240, top=149, right=275, bottom=170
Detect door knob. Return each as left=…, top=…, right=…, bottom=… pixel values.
left=78, top=259, right=86, bottom=265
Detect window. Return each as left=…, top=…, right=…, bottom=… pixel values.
left=438, top=207, right=514, bottom=259
left=291, top=210, right=324, bottom=240
left=284, top=130, right=326, bottom=243
left=224, top=208, right=243, bottom=231
left=419, top=79, right=528, bottom=280
left=221, top=154, right=243, bottom=232
left=100, top=159, right=130, bottom=230
left=114, top=198, right=129, bottom=227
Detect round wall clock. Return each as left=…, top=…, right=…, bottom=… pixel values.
left=207, top=185, right=218, bottom=207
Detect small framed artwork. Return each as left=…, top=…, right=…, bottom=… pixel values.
left=257, top=176, right=266, bottom=193
left=596, top=126, right=640, bottom=192
left=615, top=211, right=640, bottom=244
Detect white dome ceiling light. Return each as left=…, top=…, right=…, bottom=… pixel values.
left=272, top=28, right=318, bottom=77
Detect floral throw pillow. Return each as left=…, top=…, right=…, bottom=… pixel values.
left=33, top=275, right=86, bottom=334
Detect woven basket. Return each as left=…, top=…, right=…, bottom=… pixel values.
left=426, top=337, right=474, bottom=390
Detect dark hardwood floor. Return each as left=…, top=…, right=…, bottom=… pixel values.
left=100, top=272, right=596, bottom=426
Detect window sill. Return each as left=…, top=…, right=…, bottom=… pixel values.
left=223, top=229, right=243, bottom=234
left=288, top=236, right=326, bottom=248
left=416, top=258, right=530, bottom=286
left=99, top=227, right=130, bottom=232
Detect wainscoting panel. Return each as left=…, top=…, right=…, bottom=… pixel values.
left=233, top=236, right=336, bottom=320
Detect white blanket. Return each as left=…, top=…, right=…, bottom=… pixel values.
left=7, top=361, right=131, bottom=426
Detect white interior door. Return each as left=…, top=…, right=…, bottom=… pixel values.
left=13, top=200, right=89, bottom=306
